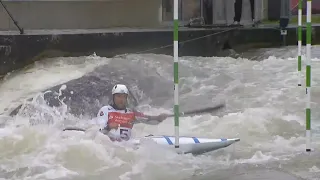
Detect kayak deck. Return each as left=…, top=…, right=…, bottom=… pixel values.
left=133, top=135, right=240, bottom=155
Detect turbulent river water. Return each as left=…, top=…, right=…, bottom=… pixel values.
left=0, top=46, right=319, bottom=180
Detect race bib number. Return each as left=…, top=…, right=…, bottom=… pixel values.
left=120, top=129, right=130, bottom=140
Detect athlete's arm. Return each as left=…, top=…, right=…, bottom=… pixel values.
left=96, top=107, right=115, bottom=132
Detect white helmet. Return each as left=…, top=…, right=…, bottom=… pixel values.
left=112, top=84, right=129, bottom=95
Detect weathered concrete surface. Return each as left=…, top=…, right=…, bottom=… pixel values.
left=1, top=24, right=320, bottom=77
left=0, top=0, right=267, bottom=30
left=0, top=0, right=162, bottom=30
left=0, top=28, right=231, bottom=76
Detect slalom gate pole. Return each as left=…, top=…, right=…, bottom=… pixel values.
left=173, top=0, right=180, bottom=149
left=298, top=0, right=302, bottom=86
left=306, top=0, right=312, bottom=152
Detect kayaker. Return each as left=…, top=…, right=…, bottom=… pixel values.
left=95, top=84, right=168, bottom=141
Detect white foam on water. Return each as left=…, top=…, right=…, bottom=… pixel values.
left=234, top=151, right=279, bottom=164
left=0, top=47, right=320, bottom=180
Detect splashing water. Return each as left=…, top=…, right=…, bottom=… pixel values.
left=0, top=47, right=320, bottom=180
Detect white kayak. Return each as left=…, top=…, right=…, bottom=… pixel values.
left=132, top=135, right=240, bottom=155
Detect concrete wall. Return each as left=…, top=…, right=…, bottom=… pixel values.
left=0, top=0, right=271, bottom=30
left=0, top=0, right=162, bottom=30
left=1, top=26, right=304, bottom=76
left=162, top=0, right=269, bottom=25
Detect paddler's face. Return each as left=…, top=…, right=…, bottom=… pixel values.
left=114, top=93, right=128, bottom=108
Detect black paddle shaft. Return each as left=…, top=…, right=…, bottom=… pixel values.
left=167, top=103, right=225, bottom=117
left=62, top=104, right=225, bottom=131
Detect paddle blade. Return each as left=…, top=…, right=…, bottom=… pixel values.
left=63, top=127, right=86, bottom=132
left=168, top=103, right=225, bottom=117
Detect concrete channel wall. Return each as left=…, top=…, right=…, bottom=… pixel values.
left=0, top=0, right=163, bottom=30
left=0, top=0, right=318, bottom=78
left=1, top=26, right=308, bottom=77
left=0, top=0, right=269, bottom=30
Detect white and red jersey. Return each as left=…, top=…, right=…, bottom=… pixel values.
left=96, top=105, right=146, bottom=141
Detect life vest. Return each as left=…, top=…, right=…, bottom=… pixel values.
left=98, top=105, right=136, bottom=141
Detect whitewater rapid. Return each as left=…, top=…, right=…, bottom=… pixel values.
left=0, top=47, right=319, bottom=180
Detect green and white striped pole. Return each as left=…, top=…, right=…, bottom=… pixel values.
left=173, top=0, right=180, bottom=148
left=306, top=0, right=312, bottom=152
left=298, top=0, right=302, bottom=86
